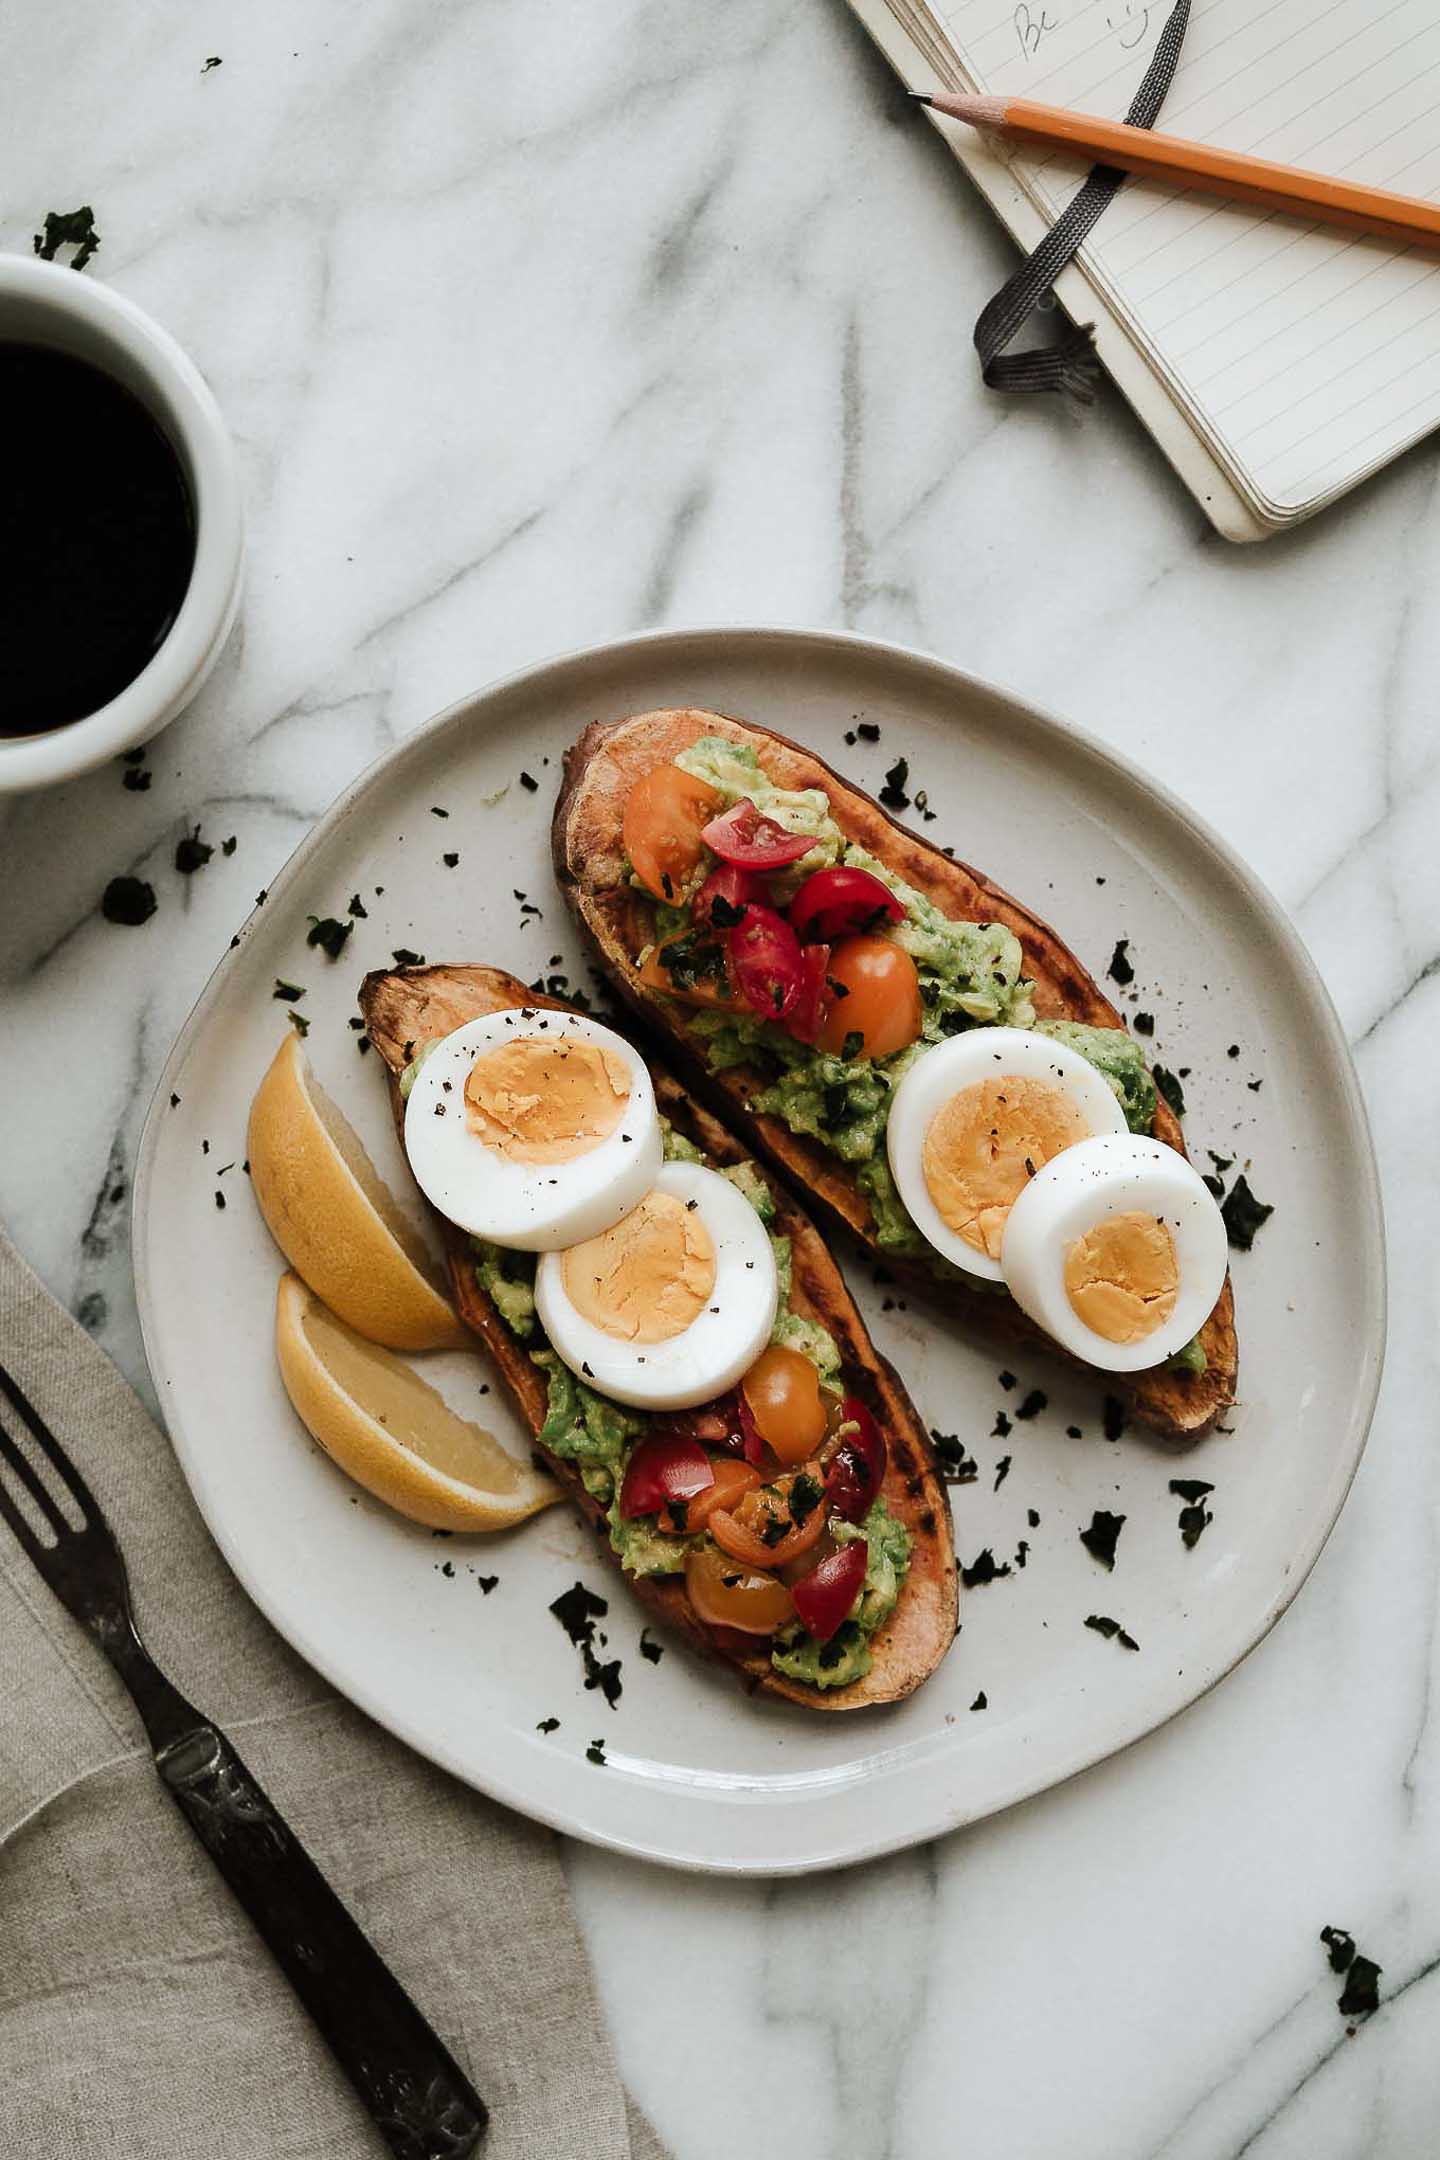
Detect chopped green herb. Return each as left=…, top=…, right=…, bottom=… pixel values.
left=1080, top=1510, right=1125, bottom=1570
left=392, top=947, right=426, bottom=967
left=639, top=1629, right=664, bottom=1665
left=272, top=979, right=305, bottom=1002
left=175, top=827, right=214, bottom=875
left=1338, top=1955, right=1382, bottom=2019
left=1085, top=1614, right=1139, bottom=1650
left=1152, top=1065, right=1186, bottom=1118
left=879, top=758, right=910, bottom=809
left=789, top=1472, right=823, bottom=1525
left=931, top=1429, right=978, bottom=1484
left=1170, top=1477, right=1215, bottom=1549
left=1222, top=1174, right=1273, bottom=1251
left=34, top=206, right=101, bottom=270
left=1321, top=1925, right=1356, bottom=1973
left=961, top=1548, right=1012, bottom=1588
left=307, top=915, right=353, bottom=961
left=101, top=875, right=157, bottom=926
left=536, top=1717, right=560, bottom=1734
left=1108, top=939, right=1134, bottom=986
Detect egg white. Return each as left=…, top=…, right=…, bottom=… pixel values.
left=885, top=1027, right=1130, bottom=1281
left=535, top=1161, right=779, bottom=1411
left=1000, top=1133, right=1228, bottom=1373
left=402, top=1009, right=662, bottom=1251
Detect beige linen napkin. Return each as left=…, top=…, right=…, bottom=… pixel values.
left=0, top=1224, right=667, bottom=2160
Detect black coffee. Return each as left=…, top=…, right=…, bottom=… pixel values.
left=1, top=342, right=196, bottom=737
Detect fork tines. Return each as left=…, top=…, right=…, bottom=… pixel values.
left=0, top=1360, right=100, bottom=1560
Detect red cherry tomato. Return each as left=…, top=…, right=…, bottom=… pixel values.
left=735, top=1388, right=768, bottom=1467
left=701, top=798, right=813, bottom=871
left=728, top=902, right=805, bottom=1023
left=619, top=1433, right=715, bottom=1521
left=694, top=862, right=767, bottom=931
left=824, top=1396, right=888, bottom=1524
left=790, top=1540, right=867, bottom=1642
left=787, top=866, right=904, bottom=944
left=785, top=942, right=831, bottom=1045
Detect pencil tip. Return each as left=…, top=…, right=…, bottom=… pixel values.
left=908, top=90, right=934, bottom=104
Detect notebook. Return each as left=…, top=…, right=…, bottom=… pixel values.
left=848, top=0, right=1440, bottom=539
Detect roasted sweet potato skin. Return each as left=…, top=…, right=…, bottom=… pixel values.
left=552, top=707, right=1238, bottom=1441
left=359, top=962, right=958, bottom=1711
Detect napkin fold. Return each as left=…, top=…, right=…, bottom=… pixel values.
left=0, top=1225, right=666, bottom=2160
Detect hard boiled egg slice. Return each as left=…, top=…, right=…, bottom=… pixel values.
left=535, top=1161, right=779, bottom=1411
left=885, top=1027, right=1129, bottom=1281
left=1001, top=1133, right=1227, bottom=1373
left=403, top=1010, right=661, bottom=1251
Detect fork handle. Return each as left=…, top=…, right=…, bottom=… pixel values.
left=155, top=1722, right=487, bottom=2158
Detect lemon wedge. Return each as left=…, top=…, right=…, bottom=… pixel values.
left=274, top=1273, right=560, bottom=1530
left=249, top=1032, right=466, bottom=1352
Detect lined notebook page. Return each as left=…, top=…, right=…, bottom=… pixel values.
left=929, top=0, right=1440, bottom=515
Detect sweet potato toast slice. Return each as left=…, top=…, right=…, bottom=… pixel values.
left=359, top=962, right=958, bottom=1711
left=552, top=708, right=1238, bottom=1441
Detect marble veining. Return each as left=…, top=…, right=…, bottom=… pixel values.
left=1, top=1, right=1434, bottom=2153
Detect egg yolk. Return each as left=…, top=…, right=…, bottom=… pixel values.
left=922, top=1077, right=1090, bottom=1259
left=463, top=1036, right=629, bottom=1164
left=1064, top=1212, right=1179, bottom=1343
left=561, top=1190, right=716, bottom=1344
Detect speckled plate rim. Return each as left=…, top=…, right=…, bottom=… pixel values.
left=133, top=627, right=1386, bottom=1875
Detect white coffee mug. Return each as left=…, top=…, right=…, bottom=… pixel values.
left=0, top=255, right=243, bottom=793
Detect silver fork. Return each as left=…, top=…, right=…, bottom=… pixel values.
left=0, top=1357, right=486, bottom=2159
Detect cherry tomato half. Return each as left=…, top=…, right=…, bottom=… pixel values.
left=824, top=1396, right=888, bottom=1525
left=694, top=862, right=767, bottom=931
left=785, top=941, right=831, bottom=1046
left=623, top=764, right=722, bottom=903
left=709, top=1471, right=829, bottom=1570
left=790, top=1540, right=867, bottom=1643
left=787, top=866, right=904, bottom=944
left=742, top=1344, right=828, bottom=1467
left=685, top=1543, right=795, bottom=1636
left=815, top=934, right=923, bottom=1061
left=659, top=1456, right=760, bottom=1536
left=701, top=797, right=814, bottom=872
left=728, top=902, right=805, bottom=1024
left=619, top=1433, right=714, bottom=1521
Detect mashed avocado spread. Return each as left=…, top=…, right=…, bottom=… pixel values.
left=667, top=736, right=1155, bottom=1266
left=471, top=1119, right=912, bottom=1684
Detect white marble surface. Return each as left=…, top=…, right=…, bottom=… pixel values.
left=1, top=3, right=1434, bottom=2154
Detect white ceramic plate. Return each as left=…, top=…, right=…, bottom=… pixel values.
left=133, top=629, right=1385, bottom=1875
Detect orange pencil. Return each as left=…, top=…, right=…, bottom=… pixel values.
left=916, top=90, right=1440, bottom=254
